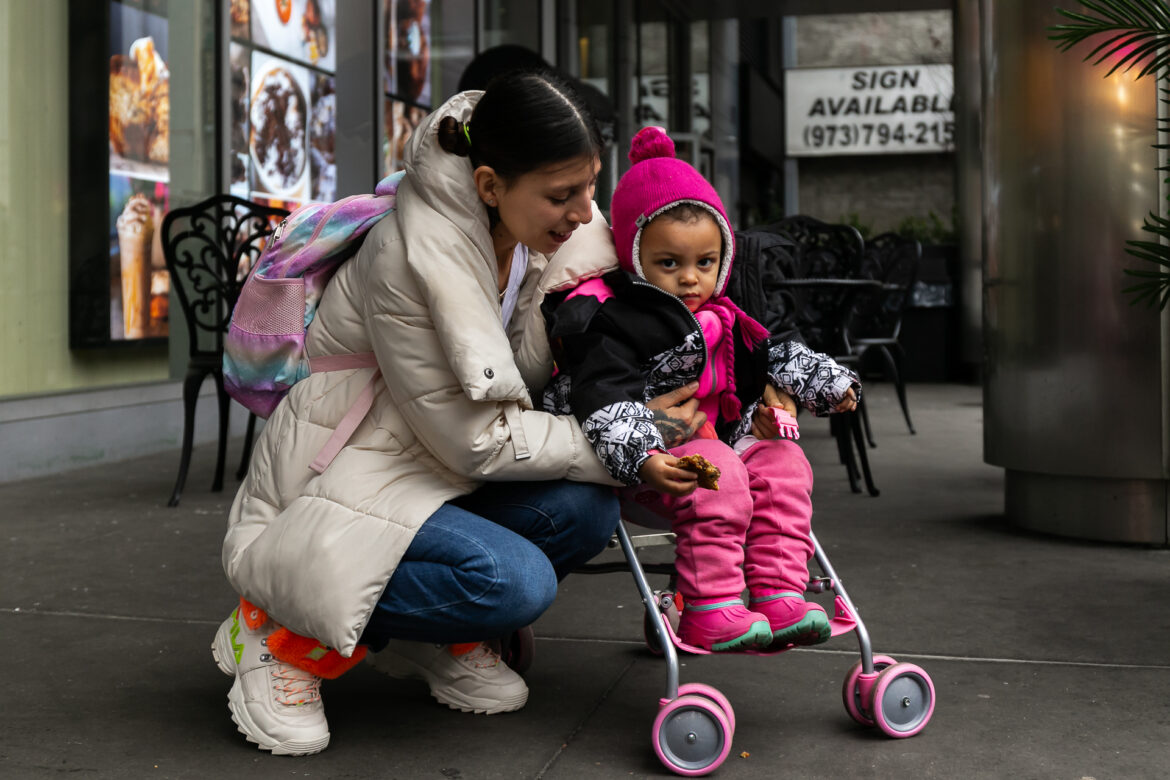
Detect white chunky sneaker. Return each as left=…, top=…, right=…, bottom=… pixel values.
left=368, top=641, right=529, bottom=714
left=211, top=606, right=330, bottom=755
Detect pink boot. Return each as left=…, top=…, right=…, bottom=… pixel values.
left=749, top=591, right=830, bottom=647
left=677, top=598, right=773, bottom=652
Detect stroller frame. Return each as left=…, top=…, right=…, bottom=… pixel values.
left=571, top=519, right=936, bottom=776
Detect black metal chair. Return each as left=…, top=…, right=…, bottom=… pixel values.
left=743, top=216, right=882, bottom=496
left=851, top=232, right=921, bottom=445
left=161, top=195, right=288, bottom=507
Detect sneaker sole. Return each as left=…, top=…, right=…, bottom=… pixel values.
left=430, top=686, right=529, bottom=715
left=226, top=679, right=330, bottom=756
left=373, top=654, right=528, bottom=715
left=211, top=625, right=236, bottom=677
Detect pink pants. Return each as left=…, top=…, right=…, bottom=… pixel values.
left=625, top=438, right=815, bottom=602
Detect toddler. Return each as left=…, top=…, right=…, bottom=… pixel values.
left=542, top=126, right=860, bottom=651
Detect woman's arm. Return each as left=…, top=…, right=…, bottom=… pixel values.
left=361, top=230, right=616, bottom=486
left=558, top=323, right=667, bottom=485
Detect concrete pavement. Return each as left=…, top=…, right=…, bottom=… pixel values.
left=3, top=382, right=1169, bottom=779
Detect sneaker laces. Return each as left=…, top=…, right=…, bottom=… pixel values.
left=271, top=663, right=323, bottom=706
left=458, top=642, right=502, bottom=670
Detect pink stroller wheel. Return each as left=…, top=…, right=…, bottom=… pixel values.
left=676, top=682, right=736, bottom=735
left=841, top=654, right=897, bottom=726
left=651, top=694, right=732, bottom=776
left=869, top=663, right=935, bottom=738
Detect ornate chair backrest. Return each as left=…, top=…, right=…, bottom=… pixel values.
left=853, top=232, right=921, bottom=341
left=749, top=216, right=867, bottom=356
left=161, top=195, right=289, bottom=361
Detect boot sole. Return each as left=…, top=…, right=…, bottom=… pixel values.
left=770, top=612, right=832, bottom=647
left=691, top=620, right=774, bottom=652
left=226, top=679, right=330, bottom=756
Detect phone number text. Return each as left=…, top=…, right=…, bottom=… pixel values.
left=799, top=120, right=955, bottom=150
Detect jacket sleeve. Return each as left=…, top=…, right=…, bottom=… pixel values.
left=556, top=309, right=666, bottom=486
left=765, top=338, right=861, bottom=417
left=362, top=234, right=617, bottom=487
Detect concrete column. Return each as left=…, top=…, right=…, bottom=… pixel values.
left=979, top=0, right=1169, bottom=544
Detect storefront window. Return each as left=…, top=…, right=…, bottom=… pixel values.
left=480, top=0, right=539, bottom=51
left=691, top=20, right=710, bottom=140
left=634, top=17, right=670, bottom=128
left=382, top=0, right=475, bottom=175
left=228, top=0, right=338, bottom=210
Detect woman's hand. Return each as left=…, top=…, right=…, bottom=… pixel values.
left=645, top=382, right=707, bottom=447
left=834, top=387, right=858, bottom=413
left=638, top=453, right=699, bottom=496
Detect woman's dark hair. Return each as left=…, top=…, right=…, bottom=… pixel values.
left=437, top=71, right=603, bottom=181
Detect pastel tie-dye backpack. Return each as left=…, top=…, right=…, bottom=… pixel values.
left=224, top=171, right=404, bottom=471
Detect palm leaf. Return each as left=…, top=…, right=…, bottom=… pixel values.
left=1053, top=1, right=1170, bottom=307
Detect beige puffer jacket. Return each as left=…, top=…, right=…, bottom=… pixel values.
left=222, top=91, right=618, bottom=656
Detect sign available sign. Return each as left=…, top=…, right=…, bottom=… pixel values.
left=784, top=64, right=955, bottom=157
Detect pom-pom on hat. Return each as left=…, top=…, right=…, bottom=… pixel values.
left=610, top=126, right=735, bottom=296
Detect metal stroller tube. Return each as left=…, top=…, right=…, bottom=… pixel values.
left=809, top=529, right=874, bottom=674
left=615, top=520, right=680, bottom=700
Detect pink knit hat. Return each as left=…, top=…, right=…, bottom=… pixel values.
left=610, top=126, right=735, bottom=296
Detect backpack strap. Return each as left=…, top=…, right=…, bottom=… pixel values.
left=306, top=352, right=380, bottom=474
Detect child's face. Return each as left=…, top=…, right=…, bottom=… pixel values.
left=638, top=214, right=722, bottom=312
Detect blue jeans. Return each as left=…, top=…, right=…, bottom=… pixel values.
left=359, top=480, right=618, bottom=650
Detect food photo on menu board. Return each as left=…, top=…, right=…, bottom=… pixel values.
left=310, top=73, right=337, bottom=202
left=251, top=0, right=336, bottom=72
left=109, top=176, right=170, bottom=341
left=249, top=52, right=310, bottom=202
left=386, top=0, right=432, bottom=106
left=109, top=3, right=169, bottom=180
left=383, top=98, right=427, bottom=174
left=109, top=0, right=170, bottom=341
left=230, top=0, right=250, bottom=39
left=229, top=43, right=251, bottom=197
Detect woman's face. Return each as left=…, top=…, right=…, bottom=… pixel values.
left=477, top=154, right=600, bottom=256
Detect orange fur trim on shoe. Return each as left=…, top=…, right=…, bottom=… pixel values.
left=448, top=642, right=481, bottom=657
left=238, top=597, right=268, bottom=630
left=266, top=627, right=368, bottom=679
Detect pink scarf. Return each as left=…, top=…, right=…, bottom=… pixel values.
left=694, top=296, right=772, bottom=423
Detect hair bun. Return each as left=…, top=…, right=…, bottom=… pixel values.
left=628, top=125, right=675, bottom=164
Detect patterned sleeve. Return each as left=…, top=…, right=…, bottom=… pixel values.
left=582, top=401, right=666, bottom=485
left=551, top=303, right=664, bottom=485
left=766, top=339, right=861, bottom=417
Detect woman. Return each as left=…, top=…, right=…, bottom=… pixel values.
left=212, top=73, right=705, bottom=755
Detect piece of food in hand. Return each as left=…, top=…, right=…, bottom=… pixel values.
left=676, top=454, right=721, bottom=490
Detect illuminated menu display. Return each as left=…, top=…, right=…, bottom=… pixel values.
left=109, top=0, right=171, bottom=341
left=228, top=0, right=337, bottom=211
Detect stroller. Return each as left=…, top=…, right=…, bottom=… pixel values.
left=495, top=508, right=936, bottom=777
left=494, top=224, right=936, bottom=775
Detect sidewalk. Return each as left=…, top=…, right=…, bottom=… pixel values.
left=3, top=383, right=1169, bottom=779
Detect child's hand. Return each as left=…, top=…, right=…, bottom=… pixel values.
left=638, top=453, right=699, bottom=496
left=763, top=384, right=798, bottom=417
left=834, top=388, right=858, bottom=413
left=751, top=385, right=800, bottom=439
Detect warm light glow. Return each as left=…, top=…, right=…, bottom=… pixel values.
left=1116, top=85, right=1127, bottom=106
